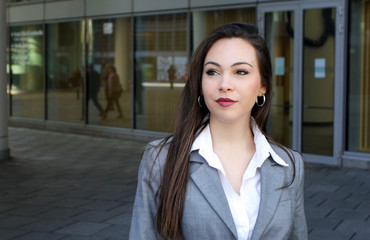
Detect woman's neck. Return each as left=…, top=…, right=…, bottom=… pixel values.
left=209, top=117, right=254, bottom=150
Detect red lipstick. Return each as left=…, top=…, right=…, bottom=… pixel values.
left=216, top=98, right=236, bottom=107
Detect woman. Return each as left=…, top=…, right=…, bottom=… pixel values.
left=129, top=22, right=307, bottom=240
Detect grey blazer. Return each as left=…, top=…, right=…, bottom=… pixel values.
left=129, top=140, right=308, bottom=240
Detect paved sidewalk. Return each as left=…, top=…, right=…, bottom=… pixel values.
left=0, top=127, right=369, bottom=240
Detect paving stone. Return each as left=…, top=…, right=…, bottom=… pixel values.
left=59, top=236, right=106, bottom=240
left=48, top=198, right=93, bottom=208
left=335, top=219, right=370, bottom=234
left=308, top=228, right=354, bottom=240
left=306, top=217, right=342, bottom=233
left=55, top=221, right=111, bottom=236
left=12, top=231, right=65, bottom=240
left=94, top=224, right=129, bottom=240
left=36, top=208, right=87, bottom=220
left=0, top=203, right=17, bottom=213
left=71, top=210, right=120, bottom=222
left=0, top=215, right=39, bottom=229
left=21, top=219, right=77, bottom=232
left=80, top=200, right=122, bottom=211
left=0, top=228, right=29, bottom=240
left=7, top=204, right=54, bottom=217
left=104, top=212, right=132, bottom=225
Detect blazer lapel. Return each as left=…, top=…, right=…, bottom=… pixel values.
left=190, top=153, right=238, bottom=239
left=251, top=158, right=285, bottom=240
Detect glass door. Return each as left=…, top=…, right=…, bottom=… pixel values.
left=258, top=0, right=346, bottom=166
left=264, top=10, right=294, bottom=149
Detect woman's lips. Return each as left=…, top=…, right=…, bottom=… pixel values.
left=216, top=98, right=236, bottom=107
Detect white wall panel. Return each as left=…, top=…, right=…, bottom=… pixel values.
left=8, top=4, right=43, bottom=23
left=190, top=0, right=255, bottom=8
left=86, top=0, right=132, bottom=17
left=45, top=0, right=84, bottom=20
left=134, top=0, right=187, bottom=12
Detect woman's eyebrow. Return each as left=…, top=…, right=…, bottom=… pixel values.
left=204, top=61, right=220, bottom=67
left=231, top=61, right=253, bottom=68
left=204, top=61, right=253, bottom=68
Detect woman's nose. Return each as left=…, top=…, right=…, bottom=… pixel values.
left=219, top=75, right=233, bottom=92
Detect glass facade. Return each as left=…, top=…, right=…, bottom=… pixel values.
left=347, top=0, right=370, bottom=153
left=4, top=0, right=370, bottom=163
left=134, top=13, right=188, bottom=131
left=87, top=18, right=132, bottom=127
left=192, top=8, right=256, bottom=50
left=10, top=24, right=44, bottom=119
left=265, top=11, right=294, bottom=148
left=46, top=21, right=85, bottom=123
left=302, top=8, right=335, bottom=156
left=7, top=9, right=256, bottom=132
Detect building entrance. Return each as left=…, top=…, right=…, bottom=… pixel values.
left=258, top=0, right=346, bottom=166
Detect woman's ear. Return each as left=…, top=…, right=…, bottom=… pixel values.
left=259, top=86, right=267, bottom=96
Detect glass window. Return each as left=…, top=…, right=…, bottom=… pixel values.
left=347, top=0, right=370, bottom=153
left=135, top=13, right=188, bottom=131
left=10, top=24, right=44, bottom=119
left=302, top=8, right=335, bottom=156
left=86, top=18, right=132, bottom=127
left=192, top=8, right=256, bottom=50
left=46, top=21, right=85, bottom=123
left=265, top=11, right=294, bottom=148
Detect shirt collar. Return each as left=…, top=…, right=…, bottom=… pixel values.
left=191, top=118, right=289, bottom=168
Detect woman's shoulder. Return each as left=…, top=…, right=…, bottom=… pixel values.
left=269, top=142, right=306, bottom=181
left=139, top=138, right=172, bottom=180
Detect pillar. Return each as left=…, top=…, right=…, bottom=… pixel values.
left=0, top=0, right=10, bottom=160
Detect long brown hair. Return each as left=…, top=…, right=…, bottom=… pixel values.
left=155, top=22, right=295, bottom=239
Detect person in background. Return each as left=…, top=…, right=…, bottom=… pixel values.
left=68, top=66, right=83, bottom=100
left=87, top=65, right=104, bottom=117
left=102, top=66, right=123, bottom=119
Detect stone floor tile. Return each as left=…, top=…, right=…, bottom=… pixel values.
left=0, top=215, right=39, bottom=229
left=308, top=229, right=354, bottom=240
left=71, top=210, right=120, bottom=222
left=36, top=208, right=87, bottom=220
left=55, top=221, right=111, bottom=236
left=21, top=219, right=77, bottom=232
left=94, top=224, right=129, bottom=240
left=0, top=228, right=29, bottom=240
left=12, top=231, right=65, bottom=240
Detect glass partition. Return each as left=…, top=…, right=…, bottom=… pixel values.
left=10, top=24, right=44, bottom=119
left=265, top=11, right=294, bottom=148
left=192, top=8, right=256, bottom=51
left=86, top=18, right=132, bottom=127
left=46, top=21, right=85, bottom=123
left=347, top=0, right=370, bottom=153
left=302, top=8, right=335, bottom=156
left=134, top=13, right=188, bottom=131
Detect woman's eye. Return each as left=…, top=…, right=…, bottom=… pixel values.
left=205, top=69, right=218, bottom=76
left=236, top=70, right=249, bottom=75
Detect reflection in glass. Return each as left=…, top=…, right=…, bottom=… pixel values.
left=302, top=8, right=335, bottom=155
left=10, top=24, right=44, bottom=119
left=46, top=21, right=84, bottom=123
left=347, top=0, right=370, bottom=153
left=135, top=14, right=188, bottom=131
left=265, top=11, right=294, bottom=148
left=192, top=8, right=256, bottom=50
left=87, top=18, right=132, bottom=127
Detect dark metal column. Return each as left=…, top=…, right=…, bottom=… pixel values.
left=0, top=0, right=10, bottom=160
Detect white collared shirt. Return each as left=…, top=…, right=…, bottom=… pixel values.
left=191, top=119, right=288, bottom=240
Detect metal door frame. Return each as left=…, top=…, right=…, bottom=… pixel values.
left=257, top=0, right=347, bottom=166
